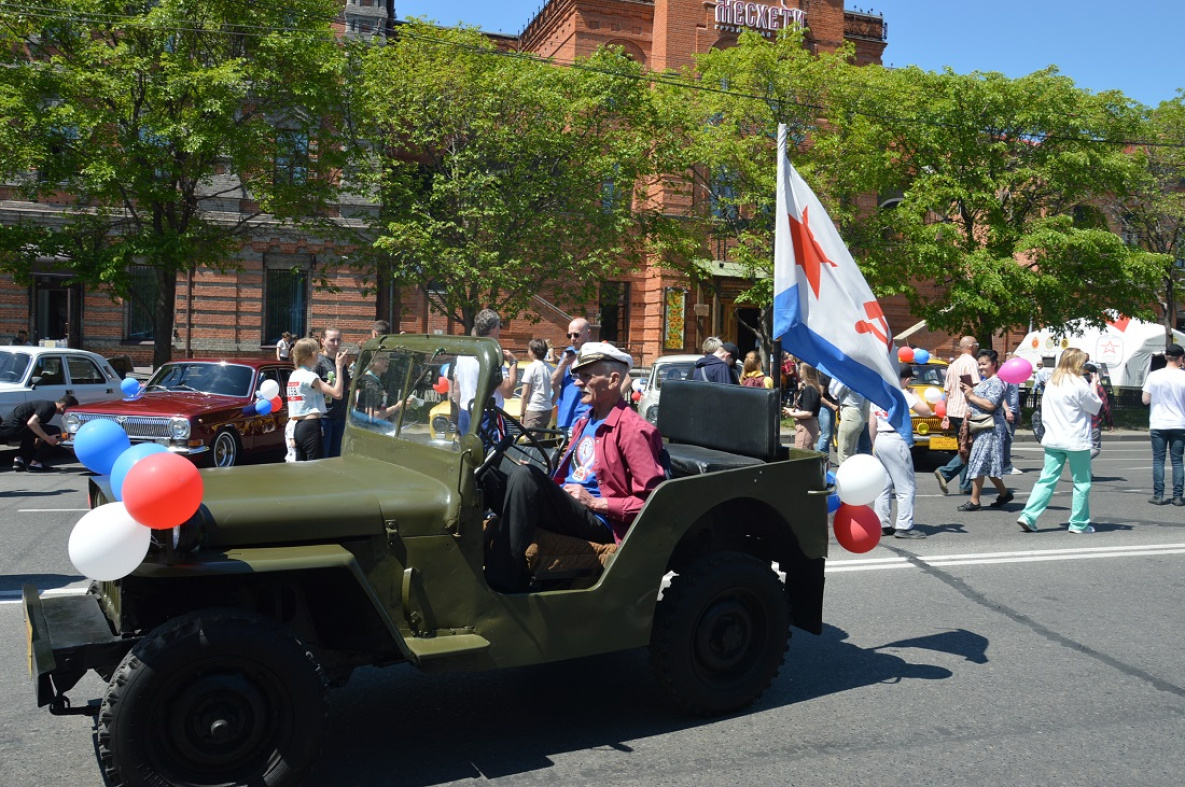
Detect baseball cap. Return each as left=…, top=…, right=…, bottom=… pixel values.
left=721, top=341, right=741, bottom=359
left=1166, top=343, right=1184, bottom=358
left=572, top=341, right=633, bottom=372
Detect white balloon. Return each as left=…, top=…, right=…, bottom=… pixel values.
left=834, top=454, right=889, bottom=507
left=258, top=379, right=281, bottom=400
left=923, top=386, right=943, bottom=404
left=68, top=503, right=152, bottom=582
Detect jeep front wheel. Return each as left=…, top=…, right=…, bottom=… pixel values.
left=649, top=552, right=790, bottom=716
left=97, top=609, right=327, bottom=787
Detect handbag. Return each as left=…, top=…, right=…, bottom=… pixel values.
left=966, top=413, right=995, bottom=435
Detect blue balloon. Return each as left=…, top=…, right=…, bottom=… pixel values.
left=827, top=493, right=842, bottom=514
left=826, top=470, right=837, bottom=487
left=74, top=419, right=131, bottom=476
left=914, top=349, right=931, bottom=365
left=120, top=377, right=141, bottom=397
left=110, top=443, right=169, bottom=501
left=255, top=398, right=273, bottom=416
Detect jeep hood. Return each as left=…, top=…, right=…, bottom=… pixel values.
left=191, top=456, right=455, bottom=548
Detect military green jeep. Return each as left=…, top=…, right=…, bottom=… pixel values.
left=23, top=335, right=831, bottom=787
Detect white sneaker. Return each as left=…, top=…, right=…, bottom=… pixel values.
left=1068, top=525, right=1095, bottom=534
left=1007, top=468, right=1024, bottom=475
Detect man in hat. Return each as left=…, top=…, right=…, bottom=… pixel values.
left=694, top=339, right=740, bottom=384
left=1142, top=343, right=1185, bottom=506
left=485, top=342, right=666, bottom=592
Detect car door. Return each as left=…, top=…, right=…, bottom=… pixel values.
left=250, top=365, right=292, bottom=453
left=26, top=355, right=71, bottom=424
left=64, top=354, right=119, bottom=406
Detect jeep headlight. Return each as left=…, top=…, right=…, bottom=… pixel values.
left=63, top=412, right=81, bottom=434
left=168, top=417, right=191, bottom=440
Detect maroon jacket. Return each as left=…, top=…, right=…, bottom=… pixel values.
left=553, top=399, right=666, bottom=542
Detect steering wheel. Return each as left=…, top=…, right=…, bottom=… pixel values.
left=474, top=407, right=553, bottom=480
left=0, top=371, right=19, bottom=382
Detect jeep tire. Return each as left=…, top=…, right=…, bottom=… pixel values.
left=97, top=609, right=327, bottom=787
left=649, top=551, right=790, bottom=716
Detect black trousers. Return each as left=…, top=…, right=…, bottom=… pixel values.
left=1, top=423, right=59, bottom=464
left=485, top=462, right=613, bottom=592
left=293, top=418, right=323, bottom=461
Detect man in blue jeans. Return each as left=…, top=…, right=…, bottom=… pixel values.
left=1142, top=343, right=1185, bottom=506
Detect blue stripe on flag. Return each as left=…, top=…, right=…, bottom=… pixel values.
left=776, top=284, right=910, bottom=432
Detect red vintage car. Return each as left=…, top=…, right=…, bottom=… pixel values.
left=62, top=359, right=293, bottom=467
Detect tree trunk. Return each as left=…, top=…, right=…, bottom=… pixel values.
left=152, top=268, right=177, bottom=369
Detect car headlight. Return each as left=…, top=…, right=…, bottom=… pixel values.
left=168, top=417, right=191, bottom=440
left=916, top=421, right=930, bottom=435
left=63, top=413, right=81, bottom=434
left=431, top=415, right=453, bottom=436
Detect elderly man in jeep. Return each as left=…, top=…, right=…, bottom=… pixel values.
left=485, top=342, right=666, bottom=592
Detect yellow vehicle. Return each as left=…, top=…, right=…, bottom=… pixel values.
left=908, top=359, right=957, bottom=452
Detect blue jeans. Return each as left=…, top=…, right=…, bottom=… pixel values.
left=1151, top=429, right=1185, bottom=499
left=816, top=406, right=835, bottom=453
left=1021, top=447, right=1092, bottom=529
left=937, top=417, right=970, bottom=492
left=321, top=417, right=346, bottom=458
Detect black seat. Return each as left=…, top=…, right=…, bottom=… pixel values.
left=657, top=380, right=785, bottom=478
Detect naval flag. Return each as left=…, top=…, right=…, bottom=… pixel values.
left=772, top=124, right=909, bottom=432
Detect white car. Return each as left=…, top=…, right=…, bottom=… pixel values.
left=0, top=346, right=124, bottom=425
left=637, top=354, right=703, bottom=425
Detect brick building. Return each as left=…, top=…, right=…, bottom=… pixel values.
left=4, top=1, right=946, bottom=368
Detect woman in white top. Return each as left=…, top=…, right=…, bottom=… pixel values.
left=519, top=338, right=554, bottom=432
left=286, top=338, right=345, bottom=461
left=1017, top=348, right=1102, bottom=534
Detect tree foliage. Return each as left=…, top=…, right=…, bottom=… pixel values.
left=354, top=21, right=689, bottom=333
left=827, top=65, right=1167, bottom=345
left=0, top=0, right=347, bottom=365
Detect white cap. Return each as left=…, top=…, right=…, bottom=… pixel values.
left=572, top=341, right=633, bottom=371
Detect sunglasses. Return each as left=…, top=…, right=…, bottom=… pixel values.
left=567, top=332, right=582, bottom=338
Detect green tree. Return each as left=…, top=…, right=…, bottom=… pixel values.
left=0, top=0, right=348, bottom=365
left=1106, top=96, right=1185, bottom=345
left=654, top=28, right=858, bottom=366
left=828, top=65, right=1166, bottom=346
left=354, top=22, right=687, bottom=333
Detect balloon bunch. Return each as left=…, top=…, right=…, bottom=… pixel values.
left=830, top=455, right=889, bottom=553
left=67, top=420, right=205, bottom=581
left=253, top=379, right=282, bottom=416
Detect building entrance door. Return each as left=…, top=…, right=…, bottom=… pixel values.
left=32, top=276, right=82, bottom=347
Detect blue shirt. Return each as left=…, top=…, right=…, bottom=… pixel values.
left=564, top=414, right=609, bottom=529
left=555, top=351, right=591, bottom=428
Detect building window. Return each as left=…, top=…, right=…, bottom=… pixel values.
left=264, top=255, right=310, bottom=347
left=598, top=281, right=630, bottom=345
left=125, top=265, right=158, bottom=341
left=275, top=129, right=309, bottom=185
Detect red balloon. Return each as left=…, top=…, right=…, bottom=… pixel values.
left=631, top=391, right=642, bottom=403
left=833, top=503, right=882, bottom=553
left=897, top=346, right=915, bottom=363
left=270, top=396, right=283, bottom=413
left=122, top=452, right=204, bottom=530
left=432, top=376, right=449, bottom=395
left=934, top=400, right=947, bottom=419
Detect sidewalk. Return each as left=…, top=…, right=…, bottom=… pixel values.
left=777, top=425, right=1148, bottom=443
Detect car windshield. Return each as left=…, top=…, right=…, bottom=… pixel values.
left=0, top=351, right=32, bottom=383
left=147, top=362, right=254, bottom=397
left=910, top=364, right=946, bottom=387
left=652, top=362, right=696, bottom=389
left=348, top=346, right=465, bottom=452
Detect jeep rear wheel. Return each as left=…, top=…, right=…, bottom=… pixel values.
left=649, top=552, right=790, bottom=716
left=212, top=429, right=241, bottom=468
left=97, top=609, right=327, bottom=787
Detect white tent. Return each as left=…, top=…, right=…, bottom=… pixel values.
left=1013, top=317, right=1185, bottom=388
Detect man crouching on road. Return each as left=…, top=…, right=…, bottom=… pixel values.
left=485, top=342, right=666, bottom=592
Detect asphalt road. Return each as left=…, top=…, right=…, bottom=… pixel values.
left=2, top=438, right=1183, bottom=786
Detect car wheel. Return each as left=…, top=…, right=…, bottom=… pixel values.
left=97, top=609, right=327, bottom=787
left=645, top=405, right=658, bottom=425
left=650, top=551, right=790, bottom=716
left=212, top=429, right=241, bottom=468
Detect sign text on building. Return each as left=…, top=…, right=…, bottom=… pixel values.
left=714, top=1, right=805, bottom=35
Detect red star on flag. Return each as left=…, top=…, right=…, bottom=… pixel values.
left=789, top=206, right=838, bottom=298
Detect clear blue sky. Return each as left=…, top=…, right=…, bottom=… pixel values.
left=396, top=0, right=1183, bottom=108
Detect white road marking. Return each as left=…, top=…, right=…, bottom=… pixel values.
left=15, top=508, right=89, bottom=513
left=0, top=586, right=90, bottom=604
left=827, top=542, right=1185, bottom=573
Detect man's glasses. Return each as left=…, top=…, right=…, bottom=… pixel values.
left=567, top=332, right=582, bottom=338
